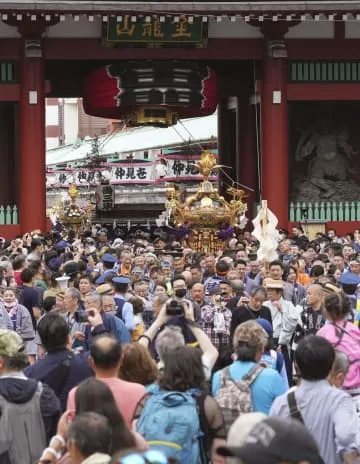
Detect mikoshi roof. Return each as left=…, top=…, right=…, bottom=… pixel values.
left=46, top=113, right=218, bottom=166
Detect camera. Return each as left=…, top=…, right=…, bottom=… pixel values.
left=166, top=300, right=185, bottom=316
left=74, top=310, right=93, bottom=324
left=213, top=295, right=224, bottom=308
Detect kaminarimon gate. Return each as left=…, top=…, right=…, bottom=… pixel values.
left=1, top=0, right=360, bottom=237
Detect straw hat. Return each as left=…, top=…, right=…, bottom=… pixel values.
left=263, top=278, right=284, bottom=290
left=96, top=283, right=114, bottom=295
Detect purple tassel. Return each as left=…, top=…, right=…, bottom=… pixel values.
left=173, top=226, right=191, bottom=240
left=217, top=225, right=234, bottom=240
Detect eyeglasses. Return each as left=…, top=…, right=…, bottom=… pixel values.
left=117, top=450, right=169, bottom=464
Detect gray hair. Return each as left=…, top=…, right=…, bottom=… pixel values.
left=85, top=292, right=101, bottom=307
left=155, top=326, right=185, bottom=361
left=65, top=287, right=81, bottom=303
left=100, top=294, right=115, bottom=303
left=249, top=286, right=267, bottom=299
left=333, top=349, right=350, bottom=375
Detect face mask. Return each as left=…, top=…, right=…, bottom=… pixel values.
left=175, top=288, right=187, bottom=299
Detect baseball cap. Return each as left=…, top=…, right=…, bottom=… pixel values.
left=217, top=417, right=324, bottom=464
left=0, top=329, right=25, bottom=357
left=113, top=276, right=131, bottom=285
left=256, top=318, right=273, bottom=336
left=102, top=253, right=117, bottom=265
left=339, top=271, right=360, bottom=286
left=95, top=270, right=117, bottom=285
left=227, top=412, right=267, bottom=448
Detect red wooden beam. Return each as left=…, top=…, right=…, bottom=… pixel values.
left=44, top=38, right=264, bottom=60
left=44, top=37, right=360, bottom=61
left=0, top=225, right=21, bottom=240
left=0, top=84, right=19, bottom=100
left=287, top=83, right=360, bottom=100
left=334, top=21, right=345, bottom=40
left=287, top=39, right=360, bottom=60
left=0, top=39, right=21, bottom=59
left=3, top=36, right=360, bottom=62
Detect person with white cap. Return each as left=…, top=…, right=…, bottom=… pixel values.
left=263, top=278, right=300, bottom=384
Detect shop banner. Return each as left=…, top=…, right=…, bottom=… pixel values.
left=96, top=184, right=115, bottom=210
left=46, top=158, right=218, bottom=188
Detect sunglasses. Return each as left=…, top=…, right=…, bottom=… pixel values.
left=118, top=450, right=168, bottom=464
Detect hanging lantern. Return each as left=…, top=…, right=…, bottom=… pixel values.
left=83, top=61, right=217, bottom=127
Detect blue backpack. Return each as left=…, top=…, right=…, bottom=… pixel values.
left=136, top=388, right=203, bottom=464
left=260, top=350, right=283, bottom=374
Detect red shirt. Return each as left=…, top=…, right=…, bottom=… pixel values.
left=14, top=270, right=22, bottom=286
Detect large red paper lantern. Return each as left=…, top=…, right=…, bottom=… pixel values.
left=83, top=61, right=217, bottom=127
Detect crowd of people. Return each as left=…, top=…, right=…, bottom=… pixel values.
left=0, top=223, right=359, bottom=464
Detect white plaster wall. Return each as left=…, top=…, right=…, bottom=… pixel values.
left=63, top=101, right=78, bottom=145
left=285, top=21, right=334, bottom=39
left=46, top=15, right=102, bottom=38
left=209, top=18, right=263, bottom=38
left=46, top=137, right=59, bottom=150
left=345, top=22, right=360, bottom=39
left=0, top=21, right=20, bottom=38
left=45, top=103, right=59, bottom=126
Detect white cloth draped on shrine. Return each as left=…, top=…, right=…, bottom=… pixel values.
left=252, top=201, right=279, bottom=262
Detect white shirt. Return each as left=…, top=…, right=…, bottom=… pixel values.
left=264, top=298, right=301, bottom=345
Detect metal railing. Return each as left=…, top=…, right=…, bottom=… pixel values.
left=289, top=201, right=360, bottom=222
left=0, top=205, right=18, bottom=225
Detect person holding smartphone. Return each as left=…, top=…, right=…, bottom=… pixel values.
left=230, top=286, right=272, bottom=341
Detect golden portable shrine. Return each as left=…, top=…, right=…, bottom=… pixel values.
left=165, top=151, right=247, bottom=253
left=52, top=184, right=92, bottom=231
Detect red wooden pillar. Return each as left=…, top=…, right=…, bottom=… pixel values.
left=238, top=97, right=258, bottom=217
left=217, top=98, right=234, bottom=195
left=19, top=41, right=46, bottom=233
left=261, top=43, right=288, bottom=228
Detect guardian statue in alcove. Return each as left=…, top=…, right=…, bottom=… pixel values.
left=294, top=124, right=359, bottom=200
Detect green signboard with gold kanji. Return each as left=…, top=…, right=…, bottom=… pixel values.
left=105, top=15, right=207, bottom=47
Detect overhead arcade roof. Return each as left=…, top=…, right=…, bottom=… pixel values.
left=46, top=112, right=218, bottom=166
